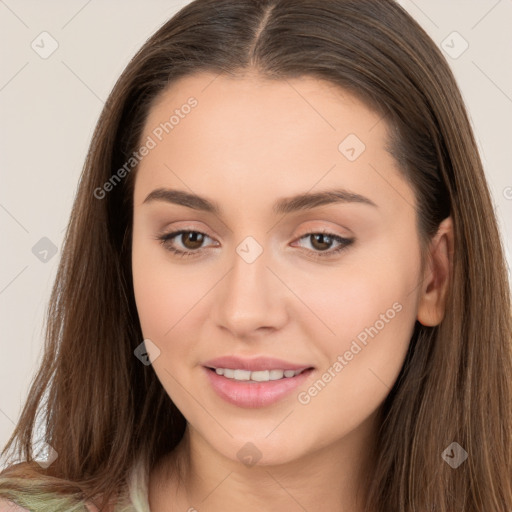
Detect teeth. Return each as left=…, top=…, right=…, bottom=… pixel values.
left=270, top=369, right=284, bottom=380
left=213, top=367, right=305, bottom=382
left=234, top=369, right=251, bottom=380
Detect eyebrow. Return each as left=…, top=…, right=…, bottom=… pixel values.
left=142, top=187, right=378, bottom=215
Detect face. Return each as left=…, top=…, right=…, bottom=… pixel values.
left=131, top=72, right=424, bottom=466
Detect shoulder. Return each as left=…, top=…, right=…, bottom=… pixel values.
left=0, top=499, right=29, bottom=511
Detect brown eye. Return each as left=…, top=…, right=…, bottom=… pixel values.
left=309, top=233, right=334, bottom=251
left=157, top=229, right=216, bottom=256
left=294, top=231, right=354, bottom=258
left=180, top=231, right=205, bottom=250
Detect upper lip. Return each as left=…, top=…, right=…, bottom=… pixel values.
left=203, top=356, right=313, bottom=372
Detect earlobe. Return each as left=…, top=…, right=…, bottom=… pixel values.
left=416, top=216, right=454, bottom=327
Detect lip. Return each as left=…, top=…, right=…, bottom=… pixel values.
left=202, top=356, right=315, bottom=408
left=203, top=355, right=312, bottom=372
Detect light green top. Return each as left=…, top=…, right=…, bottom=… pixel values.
left=0, top=456, right=151, bottom=512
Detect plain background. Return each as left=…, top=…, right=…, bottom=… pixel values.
left=1, top=0, right=511, bottom=455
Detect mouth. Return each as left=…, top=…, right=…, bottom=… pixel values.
left=205, top=366, right=312, bottom=382
left=203, top=365, right=315, bottom=408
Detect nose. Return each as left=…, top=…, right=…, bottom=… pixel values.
left=211, top=242, right=289, bottom=339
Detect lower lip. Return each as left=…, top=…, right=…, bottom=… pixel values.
left=203, top=367, right=314, bottom=408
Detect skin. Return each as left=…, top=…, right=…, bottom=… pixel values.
left=131, top=71, right=453, bottom=512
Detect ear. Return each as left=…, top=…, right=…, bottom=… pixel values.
left=417, top=216, right=454, bottom=326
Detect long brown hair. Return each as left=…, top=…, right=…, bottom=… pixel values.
left=1, top=0, right=511, bottom=510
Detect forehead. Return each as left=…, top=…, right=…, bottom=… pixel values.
left=144, top=71, right=383, bottom=143
left=133, top=72, right=413, bottom=216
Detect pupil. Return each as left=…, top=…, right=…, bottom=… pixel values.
left=184, top=232, right=203, bottom=249
left=312, top=234, right=331, bottom=251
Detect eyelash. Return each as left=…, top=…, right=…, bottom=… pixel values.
left=155, top=229, right=354, bottom=260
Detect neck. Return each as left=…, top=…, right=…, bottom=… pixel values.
left=149, top=412, right=379, bottom=512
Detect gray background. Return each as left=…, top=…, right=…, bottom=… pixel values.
left=1, top=0, right=511, bottom=452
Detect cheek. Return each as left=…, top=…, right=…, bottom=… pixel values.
left=290, top=289, right=416, bottom=451
left=131, top=229, right=210, bottom=340
left=131, top=237, right=209, bottom=415
left=294, top=234, right=420, bottom=352
left=293, top=238, right=420, bottom=425
left=296, top=267, right=417, bottom=404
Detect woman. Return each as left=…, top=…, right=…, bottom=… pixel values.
left=1, top=0, right=511, bottom=511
